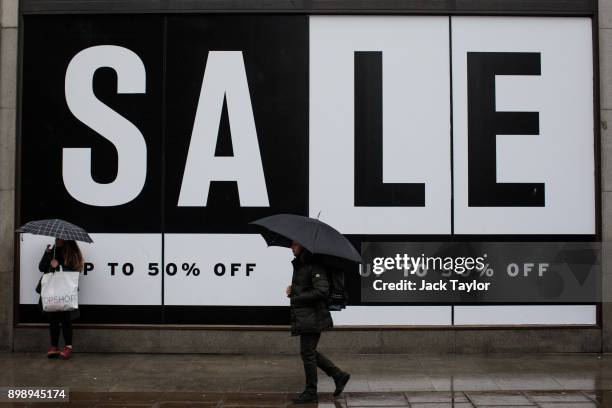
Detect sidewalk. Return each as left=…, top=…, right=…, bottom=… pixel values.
left=0, top=352, right=611, bottom=406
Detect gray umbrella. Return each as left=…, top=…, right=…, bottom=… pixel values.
left=17, top=219, right=93, bottom=243
left=251, top=214, right=361, bottom=263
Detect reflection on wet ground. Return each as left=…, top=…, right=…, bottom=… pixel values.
left=0, top=352, right=611, bottom=406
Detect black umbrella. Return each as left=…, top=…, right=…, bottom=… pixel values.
left=16, top=219, right=93, bottom=243
left=250, top=214, right=361, bottom=263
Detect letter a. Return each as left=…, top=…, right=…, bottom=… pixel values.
left=178, top=51, right=269, bottom=207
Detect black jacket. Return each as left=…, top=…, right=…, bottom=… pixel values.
left=38, top=246, right=80, bottom=322
left=289, top=253, right=333, bottom=336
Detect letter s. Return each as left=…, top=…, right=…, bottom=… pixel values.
left=63, top=45, right=147, bottom=206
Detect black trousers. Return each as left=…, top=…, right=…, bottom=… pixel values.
left=300, top=333, right=341, bottom=393
left=49, top=321, right=73, bottom=347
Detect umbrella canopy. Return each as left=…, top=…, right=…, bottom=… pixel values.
left=16, top=219, right=93, bottom=243
left=250, top=214, right=361, bottom=263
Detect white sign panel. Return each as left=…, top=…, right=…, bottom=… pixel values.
left=20, top=234, right=161, bottom=305
left=452, top=17, right=595, bottom=234
left=164, top=234, right=293, bottom=306
left=309, top=16, right=452, bottom=234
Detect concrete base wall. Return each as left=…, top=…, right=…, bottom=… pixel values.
left=12, top=327, right=601, bottom=354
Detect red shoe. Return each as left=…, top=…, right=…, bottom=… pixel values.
left=60, top=346, right=73, bottom=360
left=47, top=346, right=60, bottom=359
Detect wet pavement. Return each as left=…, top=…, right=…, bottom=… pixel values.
left=0, top=353, right=612, bottom=406
left=1, top=390, right=610, bottom=407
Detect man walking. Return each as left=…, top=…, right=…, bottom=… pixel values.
left=287, top=241, right=351, bottom=404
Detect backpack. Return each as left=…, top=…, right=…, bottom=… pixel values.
left=326, top=268, right=348, bottom=311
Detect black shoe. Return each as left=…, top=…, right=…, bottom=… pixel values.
left=333, top=372, right=351, bottom=396
left=291, top=391, right=318, bottom=404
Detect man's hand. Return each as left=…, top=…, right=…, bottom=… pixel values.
left=286, top=285, right=292, bottom=297
left=50, top=259, right=59, bottom=269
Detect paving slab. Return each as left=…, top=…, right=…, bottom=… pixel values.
left=466, top=391, right=531, bottom=406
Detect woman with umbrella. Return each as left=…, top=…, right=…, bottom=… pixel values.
left=38, top=238, right=84, bottom=359
left=18, top=219, right=92, bottom=360
left=252, top=214, right=358, bottom=404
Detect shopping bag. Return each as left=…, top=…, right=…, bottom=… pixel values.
left=40, top=266, right=80, bottom=312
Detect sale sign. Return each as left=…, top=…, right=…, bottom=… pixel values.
left=18, top=15, right=596, bottom=325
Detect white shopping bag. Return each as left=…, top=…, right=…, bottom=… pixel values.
left=41, top=266, right=80, bottom=312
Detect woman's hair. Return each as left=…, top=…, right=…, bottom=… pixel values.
left=62, top=240, right=84, bottom=272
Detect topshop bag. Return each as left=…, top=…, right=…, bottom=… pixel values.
left=40, top=266, right=80, bottom=312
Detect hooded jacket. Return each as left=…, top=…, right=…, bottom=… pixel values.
left=289, top=252, right=333, bottom=336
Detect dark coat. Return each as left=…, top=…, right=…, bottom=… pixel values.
left=289, top=253, right=333, bottom=336
left=38, top=247, right=80, bottom=322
